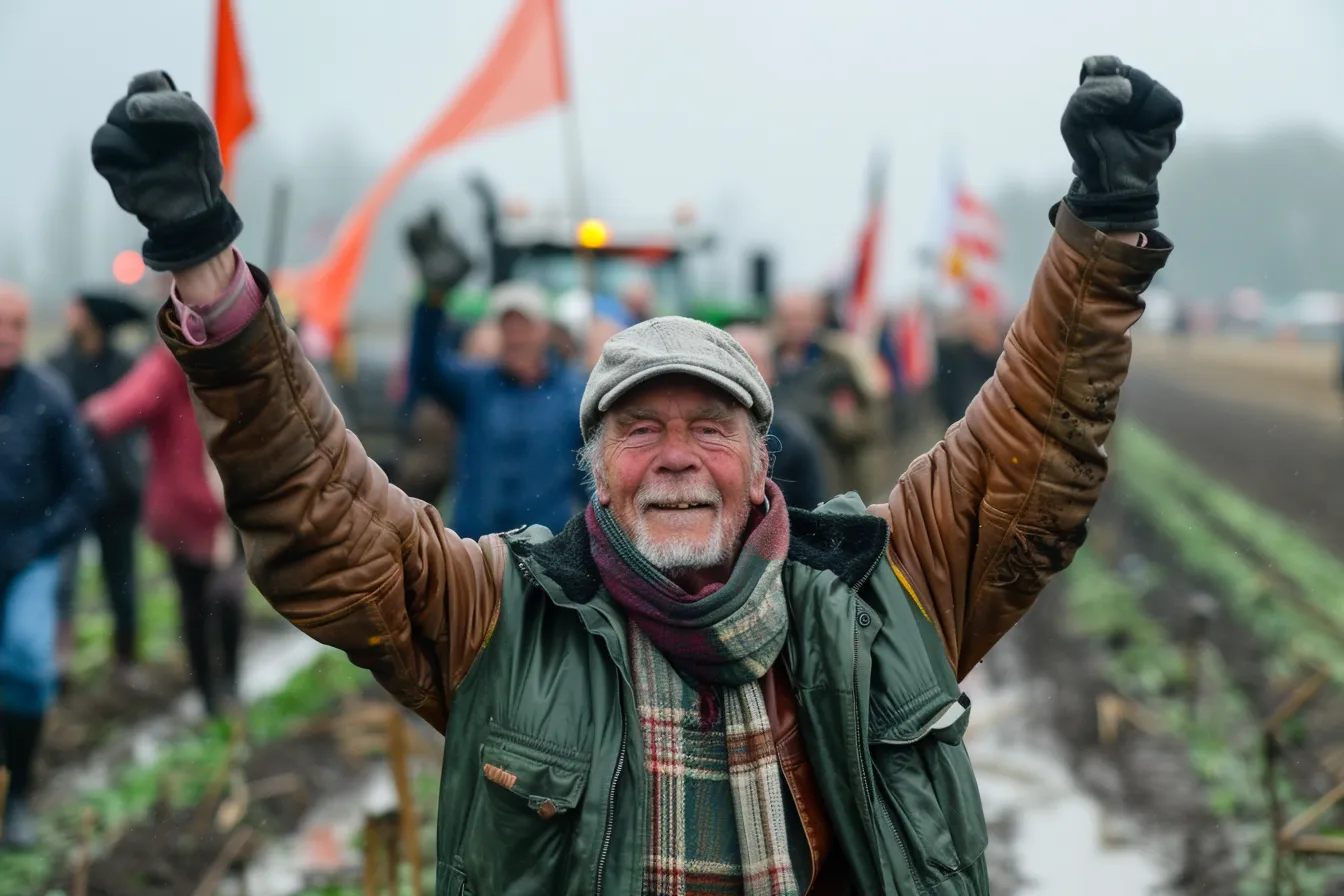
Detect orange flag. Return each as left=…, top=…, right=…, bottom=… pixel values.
left=212, top=0, right=257, bottom=176
left=295, top=0, right=569, bottom=343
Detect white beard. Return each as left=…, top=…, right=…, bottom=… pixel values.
left=627, top=480, right=749, bottom=573
left=632, top=513, right=735, bottom=572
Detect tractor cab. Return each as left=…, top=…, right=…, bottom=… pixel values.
left=495, top=215, right=713, bottom=319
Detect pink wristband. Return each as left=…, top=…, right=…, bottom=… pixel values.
left=170, top=248, right=264, bottom=346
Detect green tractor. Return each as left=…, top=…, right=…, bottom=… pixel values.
left=442, top=177, right=767, bottom=327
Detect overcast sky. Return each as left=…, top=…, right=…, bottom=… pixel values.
left=3, top=0, right=1342, bottom=295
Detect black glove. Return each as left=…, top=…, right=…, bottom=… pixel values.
left=404, top=209, right=471, bottom=295
left=91, top=71, right=242, bottom=271
left=1058, top=56, right=1183, bottom=232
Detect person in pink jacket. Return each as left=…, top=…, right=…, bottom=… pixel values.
left=83, top=342, right=244, bottom=717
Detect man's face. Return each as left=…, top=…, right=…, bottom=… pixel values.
left=498, top=311, right=548, bottom=376
left=0, top=293, right=30, bottom=371
left=775, top=293, right=823, bottom=350
left=595, top=376, right=766, bottom=573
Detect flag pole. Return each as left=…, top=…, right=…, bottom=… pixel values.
left=554, top=0, right=594, bottom=291
left=263, top=181, right=292, bottom=273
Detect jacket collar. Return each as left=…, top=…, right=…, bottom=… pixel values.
left=515, top=501, right=890, bottom=605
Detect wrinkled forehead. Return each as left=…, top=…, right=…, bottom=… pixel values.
left=603, top=374, right=749, bottom=427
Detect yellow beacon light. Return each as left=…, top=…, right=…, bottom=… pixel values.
left=576, top=218, right=609, bottom=249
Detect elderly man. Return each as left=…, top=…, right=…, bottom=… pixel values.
left=92, top=58, right=1180, bottom=895
left=0, top=284, right=104, bottom=847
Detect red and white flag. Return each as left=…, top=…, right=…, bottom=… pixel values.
left=941, top=182, right=1003, bottom=316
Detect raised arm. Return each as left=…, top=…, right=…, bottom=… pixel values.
left=82, top=344, right=174, bottom=438
left=409, top=299, right=477, bottom=415
left=405, top=208, right=477, bottom=414
left=91, top=71, right=502, bottom=732
left=872, top=57, right=1182, bottom=679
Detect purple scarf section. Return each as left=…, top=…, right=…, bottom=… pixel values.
left=585, top=479, right=791, bottom=685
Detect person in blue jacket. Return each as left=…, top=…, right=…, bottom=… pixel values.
left=409, top=280, right=587, bottom=539
left=0, top=284, right=104, bottom=848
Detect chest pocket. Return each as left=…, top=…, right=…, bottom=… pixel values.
left=869, top=693, right=988, bottom=888
left=458, top=721, right=591, bottom=894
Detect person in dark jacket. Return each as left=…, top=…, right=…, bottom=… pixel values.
left=0, top=283, right=104, bottom=848
left=771, top=289, right=884, bottom=498
left=410, top=280, right=587, bottom=538
left=727, top=323, right=826, bottom=509
left=932, top=305, right=1003, bottom=427
left=48, top=290, right=147, bottom=680
left=396, top=209, right=472, bottom=505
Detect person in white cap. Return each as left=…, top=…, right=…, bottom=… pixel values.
left=406, top=278, right=588, bottom=538
left=92, top=57, right=1180, bottom=894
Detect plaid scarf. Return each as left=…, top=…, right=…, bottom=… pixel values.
left=586, top=481, right=799, bottom=896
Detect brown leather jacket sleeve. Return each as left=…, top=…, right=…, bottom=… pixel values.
left=870, top=205, right=1171, bottom=680
left=158, top=271, right=505, bottom=732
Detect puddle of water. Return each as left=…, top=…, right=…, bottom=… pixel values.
left=238, top=764, right=399, bottom=896
left=963, top=662, right=1168, bottom=896
left=41, top=628, right=328, bottom=807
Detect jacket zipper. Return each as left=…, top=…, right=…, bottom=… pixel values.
left=513, top=549, right=628, bottom=896
left=594, top=710, right=627, bottom=896
left=850, top=528, right=924, bottom=894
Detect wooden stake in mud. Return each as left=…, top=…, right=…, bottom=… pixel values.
left=1183, top=592, right=1217, bottom=723
left=71, top=807, right=95, bottom=896
left=362, top=816, right=381, bottom=896
left=389, top=709, right=423, bottom=896
left=1279, top=778, right=1344, bottom=845
left=191, top=825, right=254, bottom=896
left=1263, top=732, right=1287, bottom=896
left=0, top=766, right=8, bottom=841
left=1261, top=666, right=1331, bottom=735
left=195, top=717, right=246, bottom=836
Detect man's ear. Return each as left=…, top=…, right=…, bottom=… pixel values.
left=750, top=440, right=768, bottom=505
left=595, top=477, right=612, bottom=506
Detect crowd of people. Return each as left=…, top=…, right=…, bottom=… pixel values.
left=387, top=207, right=940, bottom=531
left=0, top=281, right=244, bottom=846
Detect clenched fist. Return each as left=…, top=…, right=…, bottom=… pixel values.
left=91, top=71, right=242, bottom=272
left=405, top=209, right=472, bottom=297
left=1059, top=56, right=1183, bottom=233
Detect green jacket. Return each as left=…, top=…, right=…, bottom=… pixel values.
left=436, top=493, right=988, bottom=895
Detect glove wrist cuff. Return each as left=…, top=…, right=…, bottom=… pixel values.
left=1062, top=183, right=1159, bottom=233
left=142, top=201, right=244, bottom=273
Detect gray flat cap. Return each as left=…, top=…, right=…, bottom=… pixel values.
left=581, top=316, right=773, bottom=441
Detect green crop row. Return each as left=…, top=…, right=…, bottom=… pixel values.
left=1117, top=423, right=1344, bottom=629
left=1062, top=549, right=1323, bottom=894
left=1116, top=435, right=1344, bottom=685
left=0, top=649, right=372, bottom=896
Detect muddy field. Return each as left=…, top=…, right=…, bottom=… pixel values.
left=1125, top=337, right=1344, bottom=553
